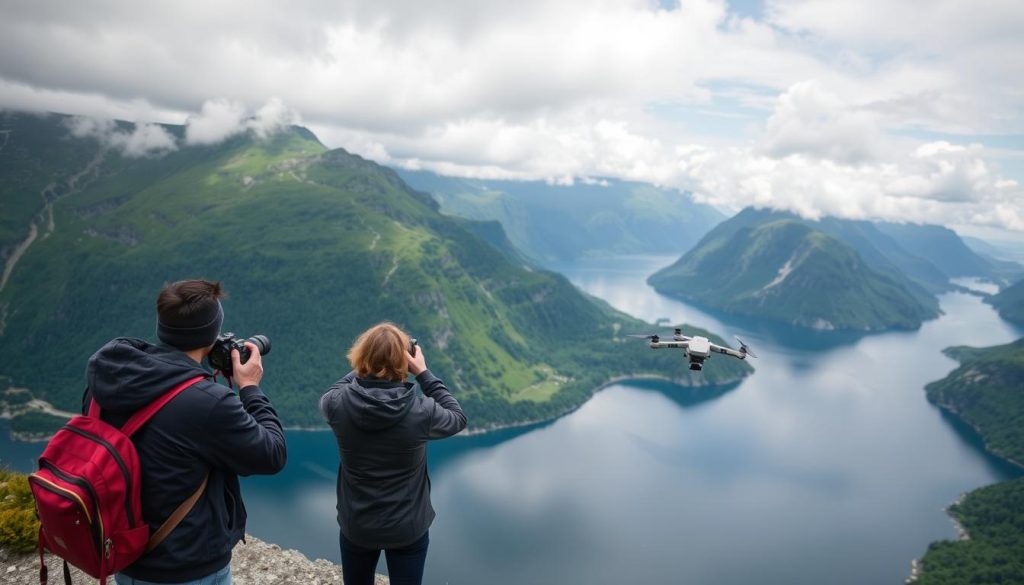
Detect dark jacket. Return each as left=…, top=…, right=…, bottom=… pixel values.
left=320, top=369, right=466, bottom=548
left=82, top=337, right=287, bottom=583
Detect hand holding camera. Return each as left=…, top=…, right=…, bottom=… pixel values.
left=229, top=342, right=262, bottom=388
left=407, top=338, right=426, bottom=376
left=208, top=333, right=271, bottom=387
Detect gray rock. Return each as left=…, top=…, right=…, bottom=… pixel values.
left=0, top=535, right=389, bottom=585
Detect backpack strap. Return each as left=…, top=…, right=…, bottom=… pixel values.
left=86, top=375, right=211, bottom=553
left=118, top=376, right=205, bottom=437
left=145, top=472, right=209, bottom=553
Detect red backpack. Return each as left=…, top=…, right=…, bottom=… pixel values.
left=29, top=376, right=207, bottom=584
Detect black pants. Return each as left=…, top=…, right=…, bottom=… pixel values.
left=339, top=530, right=429, bottom=585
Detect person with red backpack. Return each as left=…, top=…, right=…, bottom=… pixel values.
left=66, top=279, right=286, bottom=585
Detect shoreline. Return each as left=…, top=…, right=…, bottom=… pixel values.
left=929, top=399, right=1024, bottom=470
left=3, top=371, right=750, bottom=443
left=905, top=398, right=1024, bottom=582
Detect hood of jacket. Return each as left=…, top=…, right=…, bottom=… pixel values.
left=338, top=377, right=416, bottom=432
left=87, top=337, right=211, bottom=413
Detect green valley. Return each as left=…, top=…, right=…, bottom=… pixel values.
left=0, top=111, right=751, bottom=433
left=397, top=169, right=724, bottom=266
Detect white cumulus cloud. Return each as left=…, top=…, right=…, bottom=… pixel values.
left=759, top=80, right=882, bottom=164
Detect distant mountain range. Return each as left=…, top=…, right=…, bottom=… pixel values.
left=647, top=207, right=1023, bottom=331
left=397, top=169, right=725, bottom=266
left=647, top=208, right=942, bottom=330
left=0, top=111, right=751, bottom=433
left=988, top=279, right=1024, bottom=325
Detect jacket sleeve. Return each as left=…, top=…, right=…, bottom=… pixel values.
left=416, top=370, right=467, bottom=439
left=201, top=385, right=287, bottom=476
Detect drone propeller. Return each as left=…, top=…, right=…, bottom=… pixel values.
left=735, top=336, right=758, bottom=358
left=627, top=333, right=661, bottom=342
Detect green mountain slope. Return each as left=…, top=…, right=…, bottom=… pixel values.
left=916, top=340, right=1024, bottom=584
left=812, top=216, right=951, bottom=296
left=0, top=112, right=751, bottom=431
left=925, top=339, right=1024, bottom=466
left=647, top=212, right=940, bottom=330
left=397, top=169, right=724, bottom=265
left=988, top=278, right=1024, bottom=326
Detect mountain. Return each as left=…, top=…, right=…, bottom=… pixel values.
left=988, top=279, right=1024, bottom=325
left=915, top=339, right=1024, bottom=584
left=925, top=338, right=1024, bottom=466
left=396, top=169, right=725, bottom=266
left=963, top=235, right=1024, bottom=267
left=875, top=222, right=1021, bottom=284
left=647, top=208, right=941, bottom=330
left=0, top=111, right=751, bottom=432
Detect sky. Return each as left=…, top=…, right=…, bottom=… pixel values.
left=2, top=0, right=1023, bottom=239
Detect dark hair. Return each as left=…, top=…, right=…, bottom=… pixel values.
left=156, top=280, right=227, bottom=350
left=157, top=279, right=226, bottom=321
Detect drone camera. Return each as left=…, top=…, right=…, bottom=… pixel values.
left=688, top=355, right=706, bottom=371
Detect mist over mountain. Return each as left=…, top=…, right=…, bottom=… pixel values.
left=0, top=111, right=750, bottom=431
left=397, top=169, right=724, bottom=266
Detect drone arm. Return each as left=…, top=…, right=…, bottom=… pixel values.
left=650, top=341, right=690, bottom=350
left=710, top=343, right=746, bottom=359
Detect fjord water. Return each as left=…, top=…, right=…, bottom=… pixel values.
left=2, top=256, right=1021, bottom=584
left=248, top=255, right=1021, bottom=585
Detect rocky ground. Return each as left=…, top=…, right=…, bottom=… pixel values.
left=0, top=535, right=389, bottom=585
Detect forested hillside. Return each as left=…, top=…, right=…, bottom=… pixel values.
left=0, top=111, right=751, bottom=432
left=989, top=278, right=1024, bottom=326
left=916, top=338, right=1024, bottom=583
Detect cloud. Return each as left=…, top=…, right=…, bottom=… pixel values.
left=678, top=139, right=1024, bottom=231
left=364, top=79, right=1024, bottom=231
left=65, top=116, right=177, bottom=158
left=184, top=99, right=247, bottom=145
left=184, top=98, right=300, bottom=145
left=759, top=81, right=882, bottom=164
left=1, top=0, right=1022, bottom=231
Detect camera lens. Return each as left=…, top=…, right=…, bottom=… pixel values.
left=247, top=334, right=271, bottom=357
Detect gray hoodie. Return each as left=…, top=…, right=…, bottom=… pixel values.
left=319, top=370, right=466, bottom=548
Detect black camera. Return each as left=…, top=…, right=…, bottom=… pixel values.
left=207, top=332, right=271, bottom=376
left=688, top=356, right=706, bottom=371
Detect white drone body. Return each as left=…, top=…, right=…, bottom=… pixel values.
left=630, top=328, right=756, bottom=371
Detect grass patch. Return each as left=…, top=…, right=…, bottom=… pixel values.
left=0, top=469, right=39, bottom=553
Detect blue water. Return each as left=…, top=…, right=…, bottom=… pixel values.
left=3, top=255, right=1022, bottom=584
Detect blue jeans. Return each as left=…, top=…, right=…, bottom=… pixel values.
left=114, top=565, right=231, bottom=585
left=340, top=530, right=429, bottom=585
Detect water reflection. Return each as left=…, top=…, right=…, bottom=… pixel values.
left=3, top=256, right=1024, bottom=585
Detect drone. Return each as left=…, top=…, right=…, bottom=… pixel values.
left=628, top=328, right=757, bottom=371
